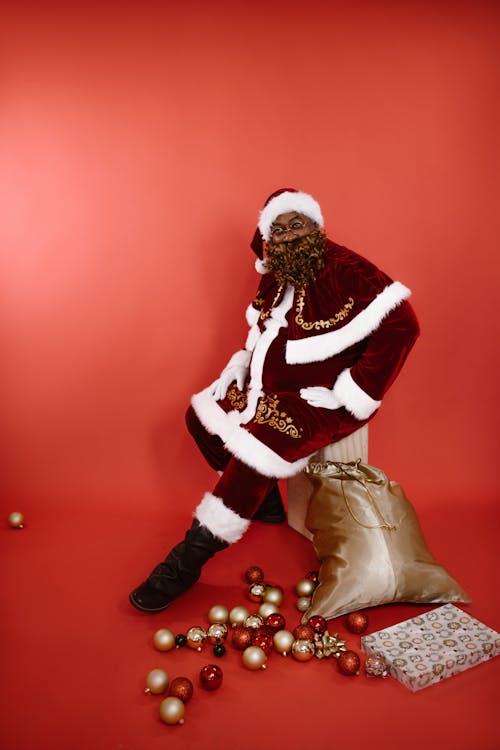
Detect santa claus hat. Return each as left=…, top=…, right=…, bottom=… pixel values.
left=250, top=188, right=324, bottom=259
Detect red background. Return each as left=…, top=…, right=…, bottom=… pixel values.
left=1, top=2, right=499, bottom=749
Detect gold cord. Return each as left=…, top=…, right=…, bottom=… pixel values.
left=340, top=479, right=396, bottom=531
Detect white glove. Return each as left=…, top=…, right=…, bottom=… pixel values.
left=300, top=386, right=342, bottom=410
left=211, top=350, right=251, bottom=401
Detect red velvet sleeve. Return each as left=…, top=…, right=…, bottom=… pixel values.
left=349, top=298, right=420, bottom=402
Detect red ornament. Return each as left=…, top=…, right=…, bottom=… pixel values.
left=231, top=626, right=253, bottom=651
left=337, top=650, right=361, bottom=676
left=307, top=616, right=328, bottom=636
left=251, top=632, right=273, bottom=655
left=199, top=664, right=223, bottom=691
left=256, top=624, right=276, bottom=638
left=169, top=676, right=194, bottom=703
left=264, top=613, right=286, bottom=632
left=345, top=611, right=369, bottom=635
left=247, top=583, right=266, bottom=603
left=293, top=624, right=316, bottom=641
left=306, top=570, right=319, bottom=583
left=244, top=565, right=265, bottom=585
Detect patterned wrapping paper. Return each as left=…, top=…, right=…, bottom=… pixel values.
left=361, top=604, right=500, bottom=691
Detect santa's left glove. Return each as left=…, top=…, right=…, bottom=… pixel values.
left=300, top=386, right=341, bottom=410
left=211, top=349, right=251, bottom=401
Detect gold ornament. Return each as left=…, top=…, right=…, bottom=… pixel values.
left=244, top=614, right=264, bottom=630
left=145, top=668, right=169, bottom=695
left=229, top=606, right=250, bottom=627
left=153, top=628, right=176, bottom=652
left=292, top=639, right=316, bottom=662
left=207, top=623, right=228, bottom=644
left=295, top=596, right=312, bottom=613
left=273, top=629, right=295, bottom=655
left=8, top=512, right=24, bottom=529
left=295, top=578, right=316, bottom=597
left=258, top=602, right=278, bottom=619
left=208, top=605, right=229, bottom=624
left=314, top=631, right=347, bottom=659
left=159, top=696, right=185, bottom=725
left=242, top=645, right=267, bottom=670
left=186, top=626, right=206, bottom=651
left=262, top=587, right=284, bottom=607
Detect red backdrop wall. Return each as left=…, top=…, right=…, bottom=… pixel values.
left=1, top=0, right=499, bottom=514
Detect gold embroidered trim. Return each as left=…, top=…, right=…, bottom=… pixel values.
left=254, top=394, right=303, bottom=439
left=259, top=284, right=285, bottom=320
left=295, top=289, right=355, bottom=331
left=225, top=383, right=248, bottom=411
left=253, top=297, right=264, bottom=309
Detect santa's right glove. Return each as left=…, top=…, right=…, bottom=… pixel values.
left=211, top=349, right=251, bottom=401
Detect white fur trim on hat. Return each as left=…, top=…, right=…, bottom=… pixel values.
left=258, top=191, right=324, bottom=242
left=194, top=492, right=251, bottom=543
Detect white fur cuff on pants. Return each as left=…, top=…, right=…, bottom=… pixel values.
left=194, top=493, right=251, bottom=544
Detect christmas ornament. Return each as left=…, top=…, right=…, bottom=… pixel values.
left=293, top=624, right=315, bottom=641
left=199, top=664, right=223, bottom=691
left=208, top=605, right=229, bottom=624
left=273, top=629, right=295, bottom=655
left=186, top=626, right=206, bottom=651
left=175, top=634, right=187, bottom=648
left=244, top=565, right=264, bottom=584
left=314, top=631, right=347, bottom=660
left=262, top=586, right=284, bottom=607
left=231, top=626, right=253, bottom=651
left=295, top=578, right=316, bottom=597
left=251, top=631, right=273, bottom=655
left=255, top=625, right=275, bottom=640
left=242, top=645, right=267, bottom=670
left=307, top=616, right=328, bottom=636
left=248, top=583, right=266, bottom=603
left=207, top=623, right=228, bottom=644
left=245, top=614, right=263, bottom=630
left=295, top=596, right=311, bottom=613
left=8, top=512, right=24, bottom=529
left=306, top=570, right=319, bottom=583
left=159, top=696, right=185, bottom=725
left=345, top=611, right=369, bottom=634
left=213, top=643, right=226, bottom=658
left=258, top=602, right=278, bottom=619
left=229, top=605, right=250, bottom=627
left=265, top=613, right=286, bottom=632
left=145, top=668, right=169, bottom=695
left=292, top=639, right=316, bottom=662
left=169, top=676, right=194, bottom=703
left=337, top=650, right=361, bottom=676
left=365, top=655, right=389, bottom=678
left=153, top=629, right=176, bottom=652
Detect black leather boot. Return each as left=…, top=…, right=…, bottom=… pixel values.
left=129, top=519, right=229, bottom=613
left=252, top=485, right=287, bottom=524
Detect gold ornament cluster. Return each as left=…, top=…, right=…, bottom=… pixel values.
left=140, top=564, right=387, bottom=728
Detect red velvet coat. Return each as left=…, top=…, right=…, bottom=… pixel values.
left=191, top=240, right=419, bottom=479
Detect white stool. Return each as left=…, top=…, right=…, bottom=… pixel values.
left=286, top=425, right=369, bottom=541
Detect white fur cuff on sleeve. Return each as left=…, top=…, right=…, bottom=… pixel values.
left=333, top=368, right=381, bottom=420
left=227, top=349, right=252, bottom=369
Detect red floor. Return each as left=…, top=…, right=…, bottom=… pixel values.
left=2, top=491, right=499, bottom=750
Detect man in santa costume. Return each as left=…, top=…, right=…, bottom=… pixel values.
left=130, top=188, right=419, bottom=613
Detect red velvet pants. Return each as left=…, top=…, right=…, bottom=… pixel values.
left=185, top=406, right=276, bottom=520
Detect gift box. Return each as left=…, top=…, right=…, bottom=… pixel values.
left=361, top=604, right=500, bottom=691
